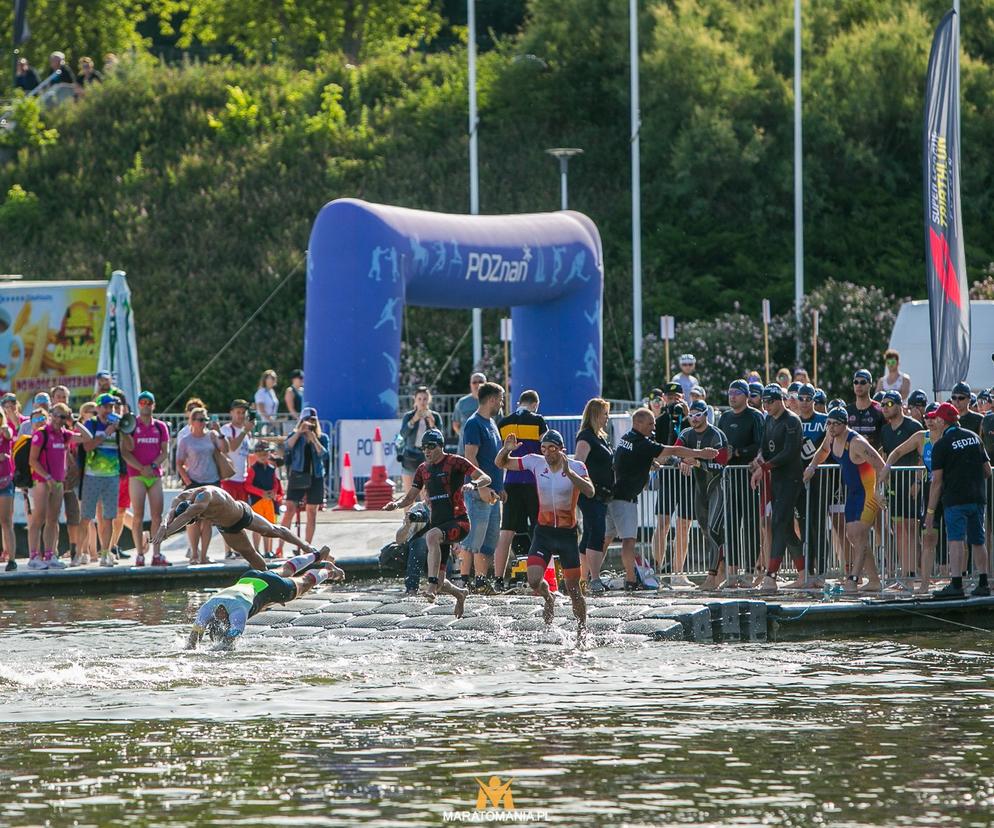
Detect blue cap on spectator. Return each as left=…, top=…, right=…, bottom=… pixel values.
left=33, top=392, right=50, bottom=407
left=688, top=400, right=708, bottom=415
left=827, top=407, right=848, bottom=424
left=813, top=388, right=827, bottom=403
left=761, top=384, right=783, bottom=401
left=541, top=429, right=565, bottom=448
left=421, top=428, right=444, bottom=447
left=748, top=382, right=764, bottom=397
left=882, top=390, right=903, bottom=405
left=798, top=383, right=815, bottom=398
left=96, top=393, right=116, bottom=406
left=908, top=389, right=929, bottom=407
left=1, top=392, right=15, bottom=404
left=853, top=369, right=872, bottom=382
left=728, top=380, right=749, bottom=395
left=138, top=390, right=155, bottom=404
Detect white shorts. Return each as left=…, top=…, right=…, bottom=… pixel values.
left=605, top=499, right=638, bottom=542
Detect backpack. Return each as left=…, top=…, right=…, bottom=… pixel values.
left=13, top=430, right=45, bottom=489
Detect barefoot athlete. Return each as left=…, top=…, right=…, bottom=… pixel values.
left=187, top=546, right=344, bottom=647
left=495, top=430, right=594, bottom=626
left=384, top=428, right=493, bottom=618
left=804, top=407, right=886, bottom=592
left=152, top=485, right=322, bottom=570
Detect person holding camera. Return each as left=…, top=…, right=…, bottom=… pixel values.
left=573, top=398, right=614, bottom=594
left=121, top=391, right=170, bottom=566
left=279, top=407, right=328, bottom=552
left=398, top=386, right=442, bottom=492
left=77, top=393, right=127, bottom=567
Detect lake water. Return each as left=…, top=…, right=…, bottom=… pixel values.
left=1, top=590, right=994, bottom=827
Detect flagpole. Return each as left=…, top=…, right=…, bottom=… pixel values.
left=468, top=0, right=482, bottom=368
left=630, top=0, right=643, bottom=401
left=793, top=0, right=804, bottom=363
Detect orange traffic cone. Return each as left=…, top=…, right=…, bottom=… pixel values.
left=334, top=452, right=364, bottom=511
left=363, top=427, right=395, bottom=510
left=543, top=558, right=559, bottom=592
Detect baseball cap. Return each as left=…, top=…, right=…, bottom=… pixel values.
left=761, top=384, right=783, bottom=401
left=33, top=392, right=50, bottom=406
left=951, top=380, right=971, bottom=396
left=679, top=353, right=696, bottom=365
left=688, top=400, right=708, bottom=415
left=925, top=402, right=958, bottom=424
left=663, top=381, right=682, bottom=395
left=853, top=369, right=872, bottom=382
left=748, top=382, right=764, bottom=397
left=882, top=390, right=903, bottom=405
left=813, top=389, right=827, bottom=404
left=797, top=383, right=815, bottom=398
left=290, top=368, right=303, bottom=379
left=540, top=429, right=565, bottom=448
left=728, top=380, right=749, bottom=395
left=96, top=393, right=116, bottom=406
left=138, top=390, right=155, bottom=404
left=646, top=387, right=664, bottom=401
left=299, top=406, right=317, bottom=420
left=827, top=407, right=848, bottom=424
left=908, top=389, right=929, bottom=407
left=230, top=398, right=250, bottom=410
left=421, top=428, right=444, bottom=447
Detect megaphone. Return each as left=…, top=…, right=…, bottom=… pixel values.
left=119, top=412, right=137, bottom=434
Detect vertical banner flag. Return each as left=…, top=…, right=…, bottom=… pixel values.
left=14, top=0, right=30, bottom=45
left=924, top=9, right=970, bottom=392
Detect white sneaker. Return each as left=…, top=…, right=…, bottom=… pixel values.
left=44, top=555, right=66, bottom=569
left=27, top=556, right=48, bottom=570
left=100, top=552, right=115, bottom=567
left=670, top=573, right=694, bottom=588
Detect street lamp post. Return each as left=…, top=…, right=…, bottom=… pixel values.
left=468, top=0, right=482, bottom=367
left=545, top=148, right=583, bottom=210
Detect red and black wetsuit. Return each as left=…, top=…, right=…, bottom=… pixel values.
left=411, top=453, right=474, bottom=565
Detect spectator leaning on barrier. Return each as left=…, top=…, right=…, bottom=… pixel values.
left=494, top=390, right=547, bottom=590
left=460, top=381, right=505, bottom=592
left=751, top=384, right=805, bottom=594
left=926, top=402, right=992, bottom=598
left=279, top=407, right=328, bottom=553
left=950, top=381, right=983, bottom=435
left=398, top=387, right=442, bottom=492
left=453, top=372, right=486, bottom=445
left=718, top=380, right=766, bottom=588
left=284, top=369, right=304, bottom=420
left=672, top=355, right=698, bottom=400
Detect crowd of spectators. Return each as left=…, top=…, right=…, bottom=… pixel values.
left=13, top=51, right=113, bottom=99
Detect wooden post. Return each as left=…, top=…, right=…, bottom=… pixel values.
left=762, top=299, right=771, bottom=384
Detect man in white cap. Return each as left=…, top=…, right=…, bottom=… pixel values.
left=672, top=355, right=699, bottom=400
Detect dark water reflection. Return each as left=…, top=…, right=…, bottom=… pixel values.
left=1, top=593, right=994, bottom=826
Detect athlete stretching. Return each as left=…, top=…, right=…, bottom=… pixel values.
left=804, top=408, right=886, bottom=592
left=385, top=429, right=493, bottom=617
left=187, top=547, right=344, bottom=647
left=496, top=430, right=595, bottom=626
left=152, top=485, right=324, bottom=570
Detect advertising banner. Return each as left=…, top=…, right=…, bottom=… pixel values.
left=0, top=281, right=107, bottom=407
left=337, top=419, right=404, bottom=478
left=923, top=9, right=971, bottom=392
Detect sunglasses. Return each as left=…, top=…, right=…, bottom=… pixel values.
left=797, top=396, right=813, bottom=402
left=951, top=395, right=969, bottom=401
left=422, top=442, right=443, bottom=450
left=192, top=417, right=208, bottom=423
left=881, top=401, right=899, bottom=408
left=853, top=379, right=869, bottom=386
left=139, top=399, right=153, bottom=406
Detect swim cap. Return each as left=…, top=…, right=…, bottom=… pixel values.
left=826, top=407, right=848, bottom=424
left=421, top=429, right=444, bottom=448
left=540, top=429, right=565, bottom=448
left=761, top=384, right=783, bottom=401
left=797, top=383, right=815, bottom=398
left=908, top=389, right=929, bottom=407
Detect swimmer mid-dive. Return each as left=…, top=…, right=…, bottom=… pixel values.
left=188, top=547, right=344, bottom=647
left=152, top=485, right=323, bottom=570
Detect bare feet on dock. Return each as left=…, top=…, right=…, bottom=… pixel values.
left=543, top=592, right=556, bottom=624
left=453, top=587, right=468, bottom=619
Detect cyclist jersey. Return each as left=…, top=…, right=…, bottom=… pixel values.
left=83, top=417, right=121, bottom=477
left=829, top=429, right=877, bottom=493
left=509, top=454, right=589, bottom=529
left=412, top=452, right=474, bottom=525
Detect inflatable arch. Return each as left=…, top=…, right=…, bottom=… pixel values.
left=305, top=199, right=604, bottom=422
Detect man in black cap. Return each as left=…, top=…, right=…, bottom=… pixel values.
left=717, top=380, right=765, bottom=587
left=676, top=401, right=730, bottom=589
left=950, top=381, right=983, bottom=435
left=848, top=369, right=884, bottom=450
left=750, top=384, right=805, bottom=593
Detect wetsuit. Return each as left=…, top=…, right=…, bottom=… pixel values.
left=881, top=416, right=924, bottom=520
left=918, top=432, right=947, bottom=566
left=675, top=424, right=730, bottom=573
left=798, top=411, right=829, bottom=574
left=829, top=430, right=881, bottom=525
left=717, top=408, right=764, bottom=572
left=410, top=453, right=475, bottom=566
left=654, top=403, right=686, bottom=518
left=760, top=409, right=804, bottom=574
left=508, top=454, right=589, bottom=578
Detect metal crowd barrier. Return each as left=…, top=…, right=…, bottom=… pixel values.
left=633, top=463, right=992, bottom=582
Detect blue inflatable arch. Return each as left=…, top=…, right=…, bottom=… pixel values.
left=305, top=199, right=604, bottom=422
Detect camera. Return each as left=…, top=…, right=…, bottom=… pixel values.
left=246, top=408, right=258, bottom=423
left=406, top=509, right=429, bottom=524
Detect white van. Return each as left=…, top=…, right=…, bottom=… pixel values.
left=888, top=300, right=994, bottom=396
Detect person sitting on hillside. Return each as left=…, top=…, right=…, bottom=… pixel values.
left=15, top=58, right=39, bottom=92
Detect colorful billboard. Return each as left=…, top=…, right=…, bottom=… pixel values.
left=0, top=280, right=108, bottom=407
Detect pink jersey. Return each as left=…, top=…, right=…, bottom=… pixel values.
left=127, top=419, right=169, bottom=477
left=32, top=425, right=73, bottom=483
left=0, top=427, right=13, bottom=484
